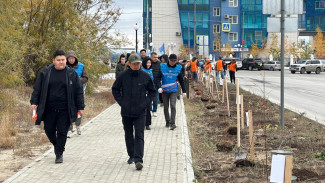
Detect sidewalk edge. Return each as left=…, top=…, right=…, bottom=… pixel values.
left=180, top=98, right=195, bottom=183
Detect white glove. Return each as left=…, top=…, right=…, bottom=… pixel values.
left=183, top=93, right=187, bottom=98
left=158, top=88, right=163, bottom=93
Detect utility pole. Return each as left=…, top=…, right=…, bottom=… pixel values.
left=193, top=0, right=196, bottom=57
left=242, top=12, right=245, bottom=60
left=146, top=0, right=149, bottom=52
left=280, top=0, right=285, bottom=129
left=188, top=12, right=190, bottom=59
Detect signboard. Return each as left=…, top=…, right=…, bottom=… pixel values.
left=263, top=0, right=303, bottom=15
left=222, top=23, right=231, bottom=32
left=267, top=17, right=298, bottom=33
left=221, top=48, right=249, bottom=52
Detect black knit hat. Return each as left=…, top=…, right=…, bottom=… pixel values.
left=169, top=54, right=177, bottom=61
left=192, top=57, right=197, bottom=61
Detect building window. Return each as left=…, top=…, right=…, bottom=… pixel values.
left=315, top=1, right=325, bottom=9
left=213, top=7, right=220, bottom=16
left=228, top=32, right=238, bottom=42
left=229, top=15, right=238, bottom=24
left=255, top=31, right=262, bottom=40
left=229, top=0, right=238, bottom=7
left=213, top=24, right=220, bottom=33
left=213, top=41, right=220, bottom=51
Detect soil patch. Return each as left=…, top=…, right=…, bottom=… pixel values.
left=185, top=80, right=325, bottom=183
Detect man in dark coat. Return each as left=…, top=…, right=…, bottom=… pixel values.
left=150, top=52, right=161, bottom=117
left=115, top=54, right=126, bottom=78
left=30, top=49, right=85, bottom=164
left=112, top=54, right=155, bottom=171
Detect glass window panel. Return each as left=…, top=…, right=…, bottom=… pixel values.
left=181, top=0, right=188, bottom=4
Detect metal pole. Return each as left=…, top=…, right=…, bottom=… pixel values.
left=136, top=28, right=138, bottom=53
left=280, top=0, right=285, bottom=130
left=193, top=0, right=196, bottom=57
left=188, top=12, right=190, bottom=59
left=146, top=0, right=149, bottom=51
left=242, top=12, right=244, bottom=60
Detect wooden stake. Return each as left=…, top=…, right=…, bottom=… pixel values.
left=236, top=78, right=240, bottom=148
left=225, top=77, right=230, bottom=117
left=214, top=77, right=219, bottom=100
left=241, top=95, right=244, bottom=129
left=284, top=156, right=293, bottom=183
left=222, top=78, right=225, bottom=103
left=249, top=110, right=255, bottom=161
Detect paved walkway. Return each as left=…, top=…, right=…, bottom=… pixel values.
left=5, top=99, right=194, bottom=183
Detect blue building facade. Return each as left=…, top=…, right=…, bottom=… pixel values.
left=221, top=0, right=241, bottom=57
left=304, top=0, right=325, bottom=31
left=241, top=0, right=269, bottom=48
left=178, top=0, right=210, bottom=49
left=209, top=0, right=221, bottom=57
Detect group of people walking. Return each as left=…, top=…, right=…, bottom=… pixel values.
left=30, top=48, right=236, bottom=172
left=112, top=49, right=186, bottom=170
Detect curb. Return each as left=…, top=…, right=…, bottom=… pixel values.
left=4, top=104, right=116, bottom=183
left=180, top=98, right=195, bottom=183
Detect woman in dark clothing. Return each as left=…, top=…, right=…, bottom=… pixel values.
left=141, top=57, right=154, bottom=130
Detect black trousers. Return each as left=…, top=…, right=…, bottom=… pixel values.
left=229, top=71, right=236, bottom=84
left=43, top=109, right=70, bottom=155
left=122, top=115, right=146, bottom=163
left=146, top=107, right=151, bottom=126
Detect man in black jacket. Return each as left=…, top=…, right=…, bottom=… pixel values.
left=30, top=49, right=85, bottom=164
left=150, top=52, right=160, bottom=117
left=112, top=54, right=155, bottom=171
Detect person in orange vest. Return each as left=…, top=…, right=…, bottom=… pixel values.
left=204, top=59, right=212, bottom=73
left=190, top=57, right=199, bottom=82
left=216, top=57, right=224, bottom=80
left=229, top=59, right=237, bottom=84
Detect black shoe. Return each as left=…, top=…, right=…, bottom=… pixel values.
left=146, top=126, right=151, bottom=130
left=127, top=157, right=134, bottom=164
left=135, top=162, right=143, bottom=170
left=166, top=123, right=170, bottom=128
left=170, top=124, right=177, bottom=130
left=177, top=96, right=180, bottom=100
left=55, top=154, right=63, bottom=164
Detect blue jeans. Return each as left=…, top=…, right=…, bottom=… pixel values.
left=192, top=72, right=198, bottom=81
left=152, top=90, right=159, bottom=112
left=216, top=70, right=224, bottom=80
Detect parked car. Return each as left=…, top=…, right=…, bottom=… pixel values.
left=262, top=61, right=281, bottom=71
left=289, top=59, right=323, bottom=74
left=241, top=58, right=263, bottom=70
left=320, top=60, right=325, bottom=71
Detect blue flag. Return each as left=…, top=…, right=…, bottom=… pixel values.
left=159, top=43, right=165, bottom=55
left=151, top=46, right=154, bottom=52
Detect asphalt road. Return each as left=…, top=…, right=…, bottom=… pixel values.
left=236, top=69, right=325, bottom=125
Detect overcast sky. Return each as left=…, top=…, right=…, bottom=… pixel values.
left=111, top=0, right=143, bottom=49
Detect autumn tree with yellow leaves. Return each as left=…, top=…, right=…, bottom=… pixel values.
left=312, top=27, right=325, bottom=59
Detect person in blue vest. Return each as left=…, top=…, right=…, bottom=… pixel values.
left=66, top=50, right=88, bottom=137
left=157, top=54, right=186, bottom=130
left=141, top=56, right=154, bottom=130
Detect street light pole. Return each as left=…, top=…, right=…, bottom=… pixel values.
left=134, top=23, right=139, bottom=53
